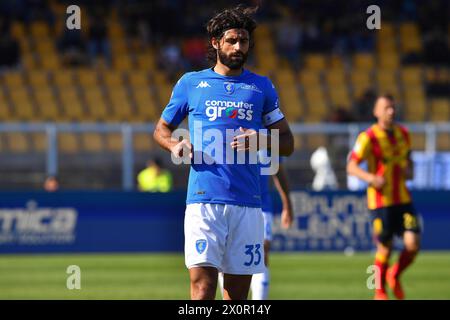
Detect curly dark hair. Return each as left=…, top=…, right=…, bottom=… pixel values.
left=206, top=5, right=258, bottom=65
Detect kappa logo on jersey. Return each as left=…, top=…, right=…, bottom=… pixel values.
left=196, top=239, right=207, bottom=254
left=205, top=100, right=254, bottom=121
left=196, top=81, right=211, bottom=88
left=224, top=82, right=235, bottom=94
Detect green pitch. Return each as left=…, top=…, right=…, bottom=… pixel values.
left=0, top=252, right=449, bottom=299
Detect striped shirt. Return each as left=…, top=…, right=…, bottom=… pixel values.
left=350, top=124, right=412, bottom=210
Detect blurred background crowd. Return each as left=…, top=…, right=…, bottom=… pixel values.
left=0, top=0, right=448, bottom=190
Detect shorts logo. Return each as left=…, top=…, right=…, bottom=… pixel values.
left=403, top=213, right=417, bottom=229
left=196, top=239, right=207, bottom=254
left=224, top=82, right=235, bottom=94
left=373, top=218, right=382, bottom=235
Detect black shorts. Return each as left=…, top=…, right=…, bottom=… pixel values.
left=370, top=203, right=421, bottom=244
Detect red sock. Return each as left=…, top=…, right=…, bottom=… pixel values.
left=374, top=256, right=388, bottom=293
left=391, top=250, right=415, bottom=278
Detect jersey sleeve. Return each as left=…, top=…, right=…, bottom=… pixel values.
left=349, top=132, right=371, bottom=163
left=161, top=74, right=189, bottom=126
left=262, top=77, right=285, bottom=127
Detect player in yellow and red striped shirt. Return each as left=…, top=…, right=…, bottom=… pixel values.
left=347, top=94, right=421, bottom=300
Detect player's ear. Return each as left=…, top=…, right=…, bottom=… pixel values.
left=211, top=37, right=219, bottom=50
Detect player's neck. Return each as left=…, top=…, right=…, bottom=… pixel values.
left=213, top=62, right=243, bottom=77
left=377, top=121, right=394, bottom=131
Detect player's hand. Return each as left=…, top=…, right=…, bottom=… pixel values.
left=170, top=139, right=192, bottom=159
left=281, top=207, right=294, bottom=229
left=230, top=127, right=258, bottom=151
left=369, top=175, right=385, bottom=189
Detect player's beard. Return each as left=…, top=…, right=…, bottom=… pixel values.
left=217, top=47, right=248, bottom=70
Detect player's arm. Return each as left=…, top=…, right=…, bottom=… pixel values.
left=347, top=159, right=384, bottom=188
left=347, top=132, right=385, bottom=189
left=272, top=163, right=294, bottom=229
left=266, top=118, right=294, bottom=156
left=230, top=118, right=294, bottom=156
left=153, top=118, right=192, bottom=158
left=153, top=75, right=191, bottom=158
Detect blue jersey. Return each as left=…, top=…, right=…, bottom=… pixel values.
left=161, top=68, right=285, bottom=207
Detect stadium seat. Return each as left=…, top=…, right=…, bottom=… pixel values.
left=36, top=39, right=56, bottom=56
left=31, top=21, right=50, bottom=38
left=329, top=85, right=351, bottom=108
left=278, top=86, right=304, bottom=121
left=128, top=71, right=150, bottom=87
left=103, top=71, right=124, bottom=87
left=404, top=99, right=426, bottom=122
left=31, top=133, right=47, bottom=153
left=3, top=71, right=25, bottom=88
left=293, top=134, right=303, bottom=151
left=81, top=133, right=104, bottom=153
left=410, top=132, right=425, bottom=150
left=157, top=84, right=173, bottom=107
left=58, top=133, right=80, bottom=154
left=350, top=70, right=372, bottom=98
left=5, top=133, right=30, bottom=153
left=306, top=134, right=328, bottom=151
left=304, top=54, right=327, bottom=70
left=105, top=133, right=123, bottom=152
left=22, top=53, right=38, bottom=70
left=377, top=70, right=400, bottom=97
left=59, top=88, right=85, bottom=121
left=111, top=39, right=128, bottom=55
left=77, top=70, right=99, bottom=88
left=0, top=92, right=12, bottom=121
left=34, top=87, right=60, bottom=121
left=11, top=21, right=26, bottom=39
left=136, top=52, right=157, bottom=70
left=379, top=52, right=400, bottom=70
left=108, top=88, right=134, bottom=121
left=53, top=70, right=75, bottom=87
left=305, top=87, right=328, bottom=122
left=299, top=70, right=321, bottom=88
left=28, top=70, right=50, bottom=87
left=10, top=89, right=35, bottom=121
left=437, top=133, right=450, bottom=151
left=134, top=133, right=154, bottom=152
left=353, top=53, right=375, bottom=70
left=39, top=52, right=61, bottom=70
left=401, top=67, right=423, bottom=86
left=275, top=69, right=296, bottom=85
left=113, top=55, right=134, bottom=71
left=430, top=99, right=450, bottom=122
left=83, top=88, right=109, bottom=121
left=399, top=22, right=422, bottom=53
left=132, top=87, right=160, bottom=122
left=108, top=22, right=125, bottom=39
left=325, top=69, right=347, bottom=86
left=329, top=55, right=345, bottom=70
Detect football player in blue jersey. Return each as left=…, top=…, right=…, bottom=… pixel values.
left=154, top=5, right=294, bottom=300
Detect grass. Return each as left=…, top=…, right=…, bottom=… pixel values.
left=0, top=251, right=449, bottom=300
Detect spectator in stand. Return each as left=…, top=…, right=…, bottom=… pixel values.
left=276, top=11, right=302, bottom=68
left=0, top=17, right=20, bottom=70
left=182, top=35, right=207, bottom=70
left=87, top=8, right=112, bottom=66
left=158, top=38, right=187, bottom=83
left=352, top=89, right=377, bottom=123
left=44, top=175, right=59, bottom=192
left=57, top=27, right=88, bottom=67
